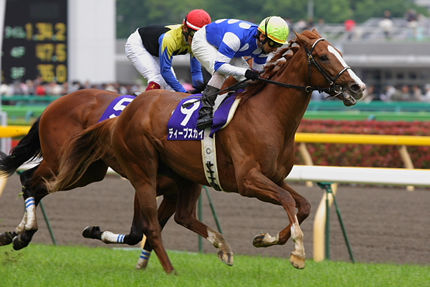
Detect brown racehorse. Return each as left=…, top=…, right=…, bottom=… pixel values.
left=0, top=89, right=125, bottom=248
left=48, top=30, right=366, bottom=274
left=0, top=89, right=183, bottom=263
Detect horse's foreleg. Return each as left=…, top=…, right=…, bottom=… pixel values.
left=276, top=182, right=311, bottom=245
left=174, top=181, right=233, bottom=266
left=239, top=168, right=306, bottom=269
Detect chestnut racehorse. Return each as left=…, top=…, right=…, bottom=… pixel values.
left=48, top=30, right=366, bottom=274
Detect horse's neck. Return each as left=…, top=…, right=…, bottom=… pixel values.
left=252, top=51, right=311, bottom=135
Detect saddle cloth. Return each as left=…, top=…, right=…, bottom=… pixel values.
left=98, top=95, right=136, bottom=122
left=167, top=92, right=240, bottom=140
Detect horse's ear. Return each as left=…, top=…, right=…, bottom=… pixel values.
left=312, top=28, right=322, bottom=37
left=295, top=31, right=303, bottom=42
left=295, top=31, right=310, bottom=46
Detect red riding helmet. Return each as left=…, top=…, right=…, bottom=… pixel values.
left=184, top=9, right=211, bottom=31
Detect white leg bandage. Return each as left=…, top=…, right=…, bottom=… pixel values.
left=24, top=197, right=37, bottom=230
left=101, top=231, right=125, bottom=243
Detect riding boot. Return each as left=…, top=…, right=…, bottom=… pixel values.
left=145, top=81, right=161, bottom=91
left=197, top=85, right=220, bottom=130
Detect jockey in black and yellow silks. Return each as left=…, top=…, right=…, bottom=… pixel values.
left=125, top=9, right=211, bottom=92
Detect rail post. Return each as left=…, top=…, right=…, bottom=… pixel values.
left=197, top=186, right=223, bottom=253
left=317, top=182, right=355, bottom=263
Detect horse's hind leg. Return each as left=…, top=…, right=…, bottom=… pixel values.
left=174, top=179, right=233, bottom=266
left=112, top=137, right=174, bottom=274
left=136, top=193, right=176, bottom=269
left=82, top=193, right=177, bottom=269
left=7, top=165, right=49, bottom=250
left=16, top=165, right=52, bottom=250
left=81, top=176, right=178, bottom=269
left=0, top=167, right=37, bottom=246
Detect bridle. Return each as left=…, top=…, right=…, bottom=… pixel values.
left=197, top=37, right=352, bottom=100
left=257, top=37, right=351, bottom=97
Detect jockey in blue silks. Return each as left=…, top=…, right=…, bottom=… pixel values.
left=191, top=16, right=290, bottom=130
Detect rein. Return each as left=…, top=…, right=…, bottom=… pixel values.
left=197, top=37, right=351, bottom=100
left=258, top=37, right=351, bottom=96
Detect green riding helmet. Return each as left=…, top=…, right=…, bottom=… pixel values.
left=257, top=16, right=289, bottom=45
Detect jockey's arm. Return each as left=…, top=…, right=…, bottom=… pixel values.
left=213, top=33, right=246, bottom=77
left=159, top=35, right=188, bottom=93
left=190, top=56, right=204, bottom=88
left=214, top=33, right=266, bottom=77
left=251, top=57, right=266, bottom=72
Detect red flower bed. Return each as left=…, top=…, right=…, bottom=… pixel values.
left=295, top=120, right=430, bottom=168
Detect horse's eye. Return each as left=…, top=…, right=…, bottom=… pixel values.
left=320, top=55, right=329, bottom=61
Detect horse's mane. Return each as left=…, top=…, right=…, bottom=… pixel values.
left=239, top=29, right=321, bottom=101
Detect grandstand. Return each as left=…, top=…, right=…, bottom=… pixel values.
left=116, top=15, right=430, bottom=94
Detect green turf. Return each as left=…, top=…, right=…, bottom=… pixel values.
left=0, top=244, right=429, bottom=287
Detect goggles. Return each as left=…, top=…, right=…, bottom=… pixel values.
left=267, top=39, right=283, bottom=48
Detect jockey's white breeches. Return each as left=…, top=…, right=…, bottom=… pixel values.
left=125, top=29, right=174, bottom=90
left=191, top=27, right=249, bottom=89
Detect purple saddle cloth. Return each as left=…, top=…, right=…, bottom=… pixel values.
left=167, top=93, right=238, bottom=140
left=98, top=95, right=136, bottom=122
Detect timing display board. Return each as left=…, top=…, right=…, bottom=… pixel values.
left=2, top=0, right=67, bottom=84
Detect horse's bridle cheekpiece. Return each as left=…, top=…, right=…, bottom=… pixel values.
left=256, top=37, right=351, bottom=97
left=304, top=38, right=351, bottom=97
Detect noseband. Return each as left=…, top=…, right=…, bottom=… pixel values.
left=304, top=38, right=351, bottom=96
left=256, top=37, right=351, bottom=96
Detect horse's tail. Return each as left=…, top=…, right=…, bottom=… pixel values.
left=45, top=119, right=114, bottom=192
left=0, top=117, right=42, bottom=177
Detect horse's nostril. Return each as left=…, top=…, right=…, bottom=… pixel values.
left=350, top=84, right=361, bottom=92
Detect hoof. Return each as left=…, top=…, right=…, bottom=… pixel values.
left=0, top=232, right=16, bottom=246
left=166, top=269, right=178, bottom=275
left=12, top=235, right=30, bottom=250
left=289, top=253, right=305, bottom=269
left=135, top=259, right=148, bottom=270
left=82, top=226, right=102, bottom=239
left=253, top=233, right=277, bottom=248
left=217, top=250, right=234, bottom=266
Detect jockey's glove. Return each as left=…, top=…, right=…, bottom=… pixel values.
left=245, top=69, right=260, bottom=80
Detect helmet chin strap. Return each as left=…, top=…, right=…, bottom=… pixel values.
left=258, top=34, right=270, bottom=54
left=262, top=16, right=272, bottom=45
left=182, top=23, right=194, bottom=40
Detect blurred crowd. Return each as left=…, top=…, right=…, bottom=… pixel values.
left=365, top=84, right=430, bottom=102
left=290, top=8, right=429, bottom=42
left=0, top=78, right=144, bottom=98
left=3, top=78, right=430, bottom=104
left=310, top=84, right=430, bottom=103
